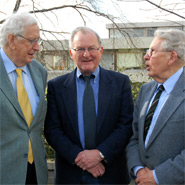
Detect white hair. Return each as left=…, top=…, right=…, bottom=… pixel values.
left=0, top=12, right=38, bottom=47
left=155, top=29, right=185, bottom=61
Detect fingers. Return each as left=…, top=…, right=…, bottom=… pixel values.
left=87, top=163, right=105, bottom=178
left=87, top=162, right=105, bottom=178
left=75, top=150, right=100, bottom=170
left=136, top=168, right=157, bottom=185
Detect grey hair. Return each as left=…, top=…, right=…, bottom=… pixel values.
left=155, top=29, right=185, bottom=61
left=69, top=26, right=102, bottom=48
left=0, top=12, right=38, bottom=47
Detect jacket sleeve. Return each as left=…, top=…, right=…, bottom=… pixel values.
left=44, top=80, right=82, bottom=164
left=126, top=86, right=145, bottom=178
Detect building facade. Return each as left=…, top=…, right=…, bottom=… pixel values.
left=38, top=21, right=185, bottom=82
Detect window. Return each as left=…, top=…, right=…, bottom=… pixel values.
left=117, top=52, right=143, bottom=70
left=100, top=52, right=114, bottom=70
left=133, top=28, right=144, bottom=37
left=147, top=28, right=157, bottom=37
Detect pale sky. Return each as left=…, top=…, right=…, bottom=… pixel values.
left=1, top=0, right=185, bottom=39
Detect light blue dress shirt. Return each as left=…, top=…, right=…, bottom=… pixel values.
left=0, top=48, right=39, bottom=117
left=76, top=66, right=100, bottom=149
left=134, top=67, right=183, bottom=184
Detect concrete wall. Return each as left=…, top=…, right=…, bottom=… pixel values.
left=48, top=161, right=55, bottom=185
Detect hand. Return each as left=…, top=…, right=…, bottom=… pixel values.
left=87, top=162, right=105, bottom=178
left=137, top=168, right=147, bottom=177
left=75, top=149, right=101, bottom=170
left=136, top=167, right=157, bottom=185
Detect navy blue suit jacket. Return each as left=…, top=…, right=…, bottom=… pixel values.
left=44, top=67, right=134, bottom=184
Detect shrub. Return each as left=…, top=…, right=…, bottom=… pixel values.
left=131, top=81, right=145, bottom=104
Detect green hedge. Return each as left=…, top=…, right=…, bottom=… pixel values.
left=131, top=81, right=145, bottom=103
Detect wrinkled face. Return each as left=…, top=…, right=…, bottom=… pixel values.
left=13, top=24, right=40, bottom=66
left=69, top=31, right=103, bottom=76
left=144, top=37, right=171, bottom=82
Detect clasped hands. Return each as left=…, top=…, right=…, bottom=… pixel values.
left=75, top=149, right=105, bottom=178
left=136, top=167, right=157, bottom=185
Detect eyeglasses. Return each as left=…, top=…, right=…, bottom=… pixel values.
left=17, top=34, right=42, bottom=45
left=72, top=47, right=100, bottom=54
left=146, top=48, right=171, bottom=57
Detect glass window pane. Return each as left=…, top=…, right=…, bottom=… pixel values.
left=133, top=28, right=144, bottom=37
left=117, top=52, right=143, bottom=70
left=147, top=28, right=157, bottom=37
left=100, top=53, right=114, bottom=70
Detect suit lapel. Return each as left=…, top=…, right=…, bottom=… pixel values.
left=28, top=62, right=46, bottom=127
left=0, top=56, right=25, bottom=120
left=96, top=68, right=113, bottom=134
left=61, top=70, right=79, bottom=139
left=139, top=82, right=158, bottom=149
left=147, top=70, right=185, bottom=148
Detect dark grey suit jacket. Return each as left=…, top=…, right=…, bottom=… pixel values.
left=126, top=68, right=185, bottom=184
left=0, top=55, right=48, bottom=184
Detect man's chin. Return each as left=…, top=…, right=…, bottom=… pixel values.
left=81, top=69, right=93, bottom=76
left=147, top=72, right=154, bottom=79
left=26, top=59, right=33, bottom=64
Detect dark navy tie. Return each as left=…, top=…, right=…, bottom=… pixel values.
left=83, top=75, right=96, bottom=149
left=144, top=85, right=164, bottom=140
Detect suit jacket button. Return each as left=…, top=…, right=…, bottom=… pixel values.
left=145, top=155, right=149, bottom=159
left=23, top=153, right=28, bottom=158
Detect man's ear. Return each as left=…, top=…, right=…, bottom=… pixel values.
left=100, top=46, right=103, bottom=54
left=8, top=34, right=16, bottom=49
left=69, top=49, right=73, bottom=58
left=168, top=51, right=178, bottom=66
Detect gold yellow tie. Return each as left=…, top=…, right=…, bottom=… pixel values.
left=16, top=68, right=34, bottom=164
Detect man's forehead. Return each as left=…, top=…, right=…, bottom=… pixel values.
left=150, top=37, right=163, bottom=48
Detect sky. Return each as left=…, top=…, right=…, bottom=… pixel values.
left=1, top=0, right=185, bottom=39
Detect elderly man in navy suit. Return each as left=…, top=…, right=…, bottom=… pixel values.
left=126, top=29, right=185, bottom=185
left=44, top=26, right=134, bottom=184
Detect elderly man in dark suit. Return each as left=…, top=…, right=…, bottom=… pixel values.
left=0, top=12, right=48, bottom=184
left=126, top=29, right=185, bottom=185
left=44, top=26, right=134, bottom=184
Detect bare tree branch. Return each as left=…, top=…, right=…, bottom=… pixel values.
left=40, top=29, right=69, bottom=35
left=145, top=0, right=185, bottom=19
left=73, top=7, right=87, bottom=26
left=13, top=0, right=21, bottom=13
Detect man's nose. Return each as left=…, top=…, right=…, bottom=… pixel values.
left=33, top=42, right=40, bottom=51
left=144, top=53, right=150, bottom=61
left=83, top=49, right=91, bottom=56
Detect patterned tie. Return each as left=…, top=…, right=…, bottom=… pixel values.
left=16, top=68, right=34, bottom=164
left=82, top=75, right=96, bottom=149
left=144, top=85, right=164, bottom=140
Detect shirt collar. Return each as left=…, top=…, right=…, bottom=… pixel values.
left=1, top=48, right=28, bottom=74
left=76, top=66, right=100, bottom=82
left=158, top=67, right=183, bottom=94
